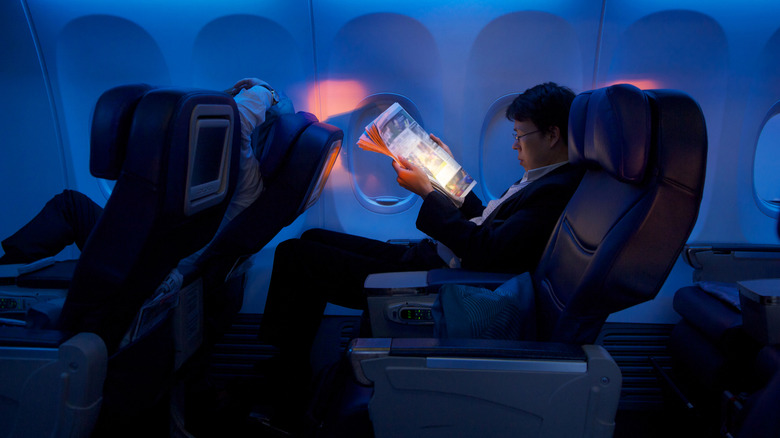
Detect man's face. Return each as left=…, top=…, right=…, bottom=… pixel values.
left=512, top=120, right=549, bottom=171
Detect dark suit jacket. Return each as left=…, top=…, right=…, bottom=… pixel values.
left=416, top=162, right=584, bottom=273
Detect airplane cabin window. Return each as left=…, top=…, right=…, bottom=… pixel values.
left=748, top=28, right=780, bottom=220
left=479, top=94, right=522, bottom=200
left=319, top=11, right=443, bottom=222
left=464, top=11, right=584, bottom=202
left=753, top=108, right=780, bottom=212
left=57, top=15, right=169, bottom=203
left=347, top=94, right=424, bottom=213
left=191, top=14, right=310, bottom=106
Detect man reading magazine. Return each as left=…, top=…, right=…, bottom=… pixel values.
left=253, top=82, right=586, bottom=434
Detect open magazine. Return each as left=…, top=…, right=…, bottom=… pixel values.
left=357, top=102, right=476, bottom=206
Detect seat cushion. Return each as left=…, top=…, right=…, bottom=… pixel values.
left=673, top=284, right=742, bottom=343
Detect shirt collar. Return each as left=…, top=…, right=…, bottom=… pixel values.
left=520, top=160, right=568, bottom=184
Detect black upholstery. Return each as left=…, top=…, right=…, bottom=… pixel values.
left=669, top=293, right=760, bottom=410
left=193, top=111, right=344, bottom=287
left=568, top=84, right=651, bottom=183
left=535, top=84, right=707, bottom=344
left=89, top=84, right=153, bottom=179
left=255, top=111, right=319, bottom=184
left=668, top=213, right=780, bottom=435
left=672, top=283, right=760, bottom=386
left=88, top=86, right=243, bottom=435
left=60, top=86, right=241, bottom=353
left=738, top=365, right=780, bottom=438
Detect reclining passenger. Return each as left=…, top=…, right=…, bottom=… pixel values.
left=0, top=78, right=277, bottom=267
left=256, top=82, right=585, bottom=433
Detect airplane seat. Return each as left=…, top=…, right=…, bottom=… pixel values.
left=666, top=166, right=780, bottom=436
left=179, top=110, right=344, bottom=384
left=190, top=110, right=344, bottom=297
left=668, top=284, right=760, bottom=400
left=0, top=84, right=242, bottom=437
left=733, top=345, right=780, bottom=437
left=64, top=84, right=243, bottom=341
left=89, top=83, right=155, bottom=180
left=533, top=85, right=707, bottom=344
left=314, top=84, right=707, bottom=438
left=249, top=109, right=344, bottom=227
left=668, top=261, right=780, bottom=432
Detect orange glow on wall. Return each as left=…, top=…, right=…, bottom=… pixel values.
left=602, top=78, right=664, bottom=90
left=308, top=79, right=369, bottom=121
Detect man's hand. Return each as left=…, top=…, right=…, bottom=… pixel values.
left=392, top=157, right=434, bottom=198
left=224, top=78, right=269, bottom=97
left=429, top=133, right=453, bottom=157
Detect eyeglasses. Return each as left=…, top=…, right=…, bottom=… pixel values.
left=512, top=130, right=540, bottom=142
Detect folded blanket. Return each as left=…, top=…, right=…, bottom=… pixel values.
left=433, top=272, right=537, bottom=340
left=696, top=280, right=742, bottom=311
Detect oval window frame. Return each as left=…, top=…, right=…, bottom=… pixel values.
left=753, top=100, right=780, bottom=218
left=478, top=93, right=524, bottom=202
left=346, top=93, right=425, bottom=214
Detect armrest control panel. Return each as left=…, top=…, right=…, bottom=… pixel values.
left=386, top=302, right=434, bottom=325
left=368, top=295, right=437, bottom=338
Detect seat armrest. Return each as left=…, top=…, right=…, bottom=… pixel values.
left=348, top=338, right=621, bottom=438
left=0, top=325, right=73, bottom=348
left=364, top=271, right=429, bottom=294
left=349, top=337, right=592, bottom=385
left=426, top=268, right=516, bottom=288
left=387, top=337, right=586, bottom=360
left=365, top=269, right=517, bottom=337
left=685, top=243, right=780, bottom=268
left=365, top=268, right=515, bottom=296
left=684, top=244, right=780, bottom=282
left=0, top=330, right=107, bottom=437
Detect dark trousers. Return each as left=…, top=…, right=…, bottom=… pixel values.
left=259, top=228, right=444, bottom=360
left=0, top=190, right=103, bottom=264
left=257, top=228, right=444, bottom=423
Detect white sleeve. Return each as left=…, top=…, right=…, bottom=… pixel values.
left=223, top=85, right=274, bottom=222
left=234, top=85, right=274, bottom=149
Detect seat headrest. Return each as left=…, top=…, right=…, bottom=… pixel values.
left=254, top=111, right=319, bottom=184
left=568, top=84, right=651, bottom=183
left=90, top=84, right=154, bottom=180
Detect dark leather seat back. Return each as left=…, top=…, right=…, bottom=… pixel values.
left=533, top=84, right=707, bottom=344
left=192, top=111, right=344, bottom=285
left=89, top=84, right=154, bottom=180
left=59, top=86, right=242, bottom=353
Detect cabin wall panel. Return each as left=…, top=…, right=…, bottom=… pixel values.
left=743, top=28, right=780, bottom=233
left=4, top=0, right=780, bottom=319
left=0, top=0, right=68, bottom=254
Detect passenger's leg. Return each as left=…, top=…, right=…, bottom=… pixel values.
left=256, top=233, right=427, bottom=431
left=0, top=190, right=103, bottom=264
left=260, top=234, right=409, bottom=354
left=300, top=228, right=413, bottom=262
left=261, top=229, right=445, bottom=354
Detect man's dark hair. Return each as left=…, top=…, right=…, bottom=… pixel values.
left=506, top=82, right=576, bottom=145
